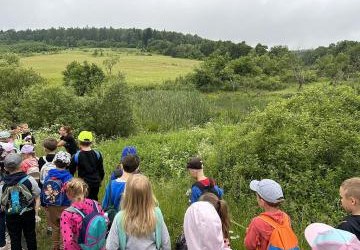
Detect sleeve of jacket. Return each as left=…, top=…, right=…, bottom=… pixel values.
left=60, top=211, right=79, bottom=249
left=190, top=186, right=202, bottom=204
left=106, top=212, right=120, bottom=250
left=244, top=218, right=260, bottom=250
left=161, top=219, right=171, bottom=250
left=102, top=183, right=111, bottom=210
left=69, top=155, right=77, bottom=176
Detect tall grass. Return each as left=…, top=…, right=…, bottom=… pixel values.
left=132, top=90, right=211, bottom=132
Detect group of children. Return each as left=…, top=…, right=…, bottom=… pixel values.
left=1, top=124, right=360, bottom=250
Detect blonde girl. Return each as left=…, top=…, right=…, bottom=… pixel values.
left=106, top=174, right=171, bottom=250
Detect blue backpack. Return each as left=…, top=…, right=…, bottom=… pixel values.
left=41, top=178, right=66, bottom=206
left=65, top=200, right=108, bottom=250
left=74, top=150, right=100, bottom=165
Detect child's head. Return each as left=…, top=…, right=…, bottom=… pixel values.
left=65, top=177, right=88, bottom=202
left=187, top=157, right=204, bottom=179
left=250, top=179, right=284, bottom=209
left=305, top=223, right=360, bottom=249
left=4, top=153, right=22, bottom=173
left=0, top=131, right=11, bottom=143
left=199, top=193, right=230, bottom=239
left=20, top=123, right=29, bottom=133
left=78, top=131, right=93, bottom=148
left=20, top=144, right=35, bottom=159
left=53, top=151, right=71, bottom=169
left=122, top=155, right=140, bottom=173
left=339, top=177, right=360, bottom=214
left=121, top=174, right=157, bottom=237
left=59, top=125, right=72, bottom=136
left=43, top=138, right=58, bottom=153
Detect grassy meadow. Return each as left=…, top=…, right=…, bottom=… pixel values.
left=20, top=48, right=200, bottom=86
left=23, top=48, right=319, bottom=249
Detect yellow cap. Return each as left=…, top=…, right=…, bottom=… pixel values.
left=78, top=131, right=93, bottom=142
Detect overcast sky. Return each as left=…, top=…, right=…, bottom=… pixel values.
left=1, top=0, right=359, bottom=49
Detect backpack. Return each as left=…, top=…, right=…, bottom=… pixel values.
left=41, top=177, right=66, bottom=206
left=65, top=200, right=108, bottom=250
left=192, top=178, right=221, bottom=198
left=117, top=207, right=163, bottom=250
left=74, top=150, right=100, bottom=165
left=40, top=156, right=56, bottom=184
left=258, top=214, right=300, bottom=250
left=1, top=176, right=34, bottom=215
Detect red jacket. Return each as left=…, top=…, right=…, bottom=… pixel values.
left=244, top=210, right=290, bottom=250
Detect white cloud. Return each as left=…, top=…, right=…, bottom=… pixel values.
left=0, top=0, right=359, bottom=48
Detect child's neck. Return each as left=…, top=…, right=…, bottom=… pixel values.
left=196, top=173, right=207, bottom=181
left=46, top=150, right=56, bottom=154
left=263, top=205, right=280, bottom=213
left=351, top=208, right=360, bottom=216
left=80, top=146, right=91, bottom=151
left=120, top=172, right=131, bottom=181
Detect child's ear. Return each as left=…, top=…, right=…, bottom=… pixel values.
left=351, top=197, right=357, bottom=205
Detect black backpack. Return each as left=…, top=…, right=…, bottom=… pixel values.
left=192, top=178, right=221, bottom=198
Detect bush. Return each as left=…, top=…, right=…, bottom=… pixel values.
left=214, top=85, right=360, bottom=228
left=0, top=66, right=44, bottom=124
left=18, top=84, right=87, bottom=129
left=132, top=90, right=211, bottom=132
left=88, top=75, right=134, bottom=137
left=63, top=61, right=105, bottom=96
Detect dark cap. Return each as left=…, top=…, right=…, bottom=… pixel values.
left=187, top=157, right=203, bottom=170
left=4, top=153, right=22, bottom=170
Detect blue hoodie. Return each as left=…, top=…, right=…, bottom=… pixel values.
left=41, top=169, right=73, bottom=207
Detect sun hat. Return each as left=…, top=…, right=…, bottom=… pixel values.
left=250, top=179, right=284, bottom=203
left=187, top=157, right=203, bottom=170
left=54, top=151, right=71, bottom=165
left=78, top=131, right=93, bottom=142
left=20, top=144, right=35, bottom=154
left=305, top=223, right=360, bottom=250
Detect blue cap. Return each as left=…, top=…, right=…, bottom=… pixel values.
left=121, top=146, right=137, bottom=161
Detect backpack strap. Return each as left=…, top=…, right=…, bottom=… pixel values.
left=258, top=214, right=290, bottom=229
left=74, top=151, right=80, bottom=165
left=91, top=199, right=100, bottom=213
left=107, top=182, right=113, bottom=208
left=18, top=176, right=29, bottom=185
left=154, top=207, right=163, bottom=250
left=65, top=206, right=86, bottom=218
left=74, top=150, right=100, bottom=165
left=117, top=207, right=163, bottom=250
left=117, top=211, right=126, bottom=250
left=42, top=156, right=48, bottom=163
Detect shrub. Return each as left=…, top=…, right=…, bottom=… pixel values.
left=18, top=84, right=86, bottom=129
left=63, top=61, right=105, bottom=96
left=214, top=85, right=360, bottom=227
left=88, top=74, right=134, bottom=137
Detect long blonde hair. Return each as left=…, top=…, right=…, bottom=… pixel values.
left=121, top=174, right=156, bottom=237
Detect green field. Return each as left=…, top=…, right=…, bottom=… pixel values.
left=21, top=49, right=200, bottom=86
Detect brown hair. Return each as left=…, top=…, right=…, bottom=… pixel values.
left=43, top=138, right=58, bottom=151
left=65, top=178, right=88, bottom=201
left=61, top=125, right=73, bottom=135
left=341, top=177, right=360, bottom=200
left=199, top=193, right=230, bottom=239
left=121, top=174, right=157, bottom=237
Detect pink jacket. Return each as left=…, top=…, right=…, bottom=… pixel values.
left=60, top=198, right=105, bottom=250
left=20, top=158, right=38, bottom=174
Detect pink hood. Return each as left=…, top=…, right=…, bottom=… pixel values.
left=184, top=201, right=231, bottom=250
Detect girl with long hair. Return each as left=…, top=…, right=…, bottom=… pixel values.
left=106, top=174, right=171, bottom=250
